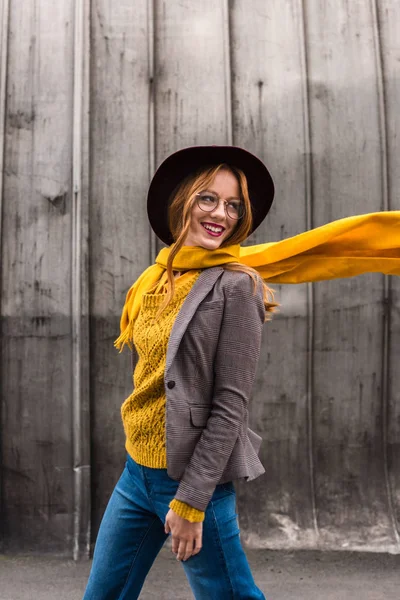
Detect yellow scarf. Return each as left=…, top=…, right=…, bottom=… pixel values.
left=115, top=211, right=400, bottom=351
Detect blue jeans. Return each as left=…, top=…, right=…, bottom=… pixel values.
left=83, top=455, right=265, bottom=599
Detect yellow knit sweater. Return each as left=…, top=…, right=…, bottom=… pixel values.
left=121, top=269, right=204, bottom=522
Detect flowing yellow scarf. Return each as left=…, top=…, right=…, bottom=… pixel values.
left=115, top=211, right=400, bottom=351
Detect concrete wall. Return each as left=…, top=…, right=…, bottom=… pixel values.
left=0, top=0, right=399, bottom=557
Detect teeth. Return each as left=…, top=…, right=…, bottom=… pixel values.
left=203, top=224, right=224, bottom=233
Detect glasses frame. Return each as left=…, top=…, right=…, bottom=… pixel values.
left=195, top=192, right=245, bottom=221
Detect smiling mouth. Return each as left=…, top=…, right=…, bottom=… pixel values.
left=201, top=222, right=226, bottom=237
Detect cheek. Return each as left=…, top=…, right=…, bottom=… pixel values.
left=192, top=219, right=204, bottom=235
left=226, top=220, right=238, bottom=237
left=189, top=208, right=203, bottom=229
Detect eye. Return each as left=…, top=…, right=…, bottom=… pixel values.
left=198, top=194, right=216, bottom=203
left=227, top=201, right=241, bottom=211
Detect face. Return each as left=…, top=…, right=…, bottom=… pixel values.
left=183, top=169, right=240, bottom=249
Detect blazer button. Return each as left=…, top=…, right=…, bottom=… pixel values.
left=167, top=380, right=175, bottom=389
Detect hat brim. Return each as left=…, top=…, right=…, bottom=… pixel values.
left=147, top=145, right=274, bottom=246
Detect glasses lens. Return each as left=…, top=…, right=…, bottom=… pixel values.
left=226, top=201, right=244, bottom=220
left=197, top=193, right=218, bottom=212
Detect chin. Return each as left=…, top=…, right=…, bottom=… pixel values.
left=185, top=228, right=230, bottom=249
left=198, top=236, right=225, bottom=250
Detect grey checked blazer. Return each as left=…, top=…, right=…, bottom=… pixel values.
left=132, top=267, right=266, bottom=512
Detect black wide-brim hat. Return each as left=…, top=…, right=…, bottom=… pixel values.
left=147, top=145, right=275, bottom=246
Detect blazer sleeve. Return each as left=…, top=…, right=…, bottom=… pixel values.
left=173, top=273, right=265, bottom=512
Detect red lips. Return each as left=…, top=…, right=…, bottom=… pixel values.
left=201, top=222, right=226, bottom=237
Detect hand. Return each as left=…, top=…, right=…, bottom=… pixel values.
left=164, top=508, right=203, bottom=561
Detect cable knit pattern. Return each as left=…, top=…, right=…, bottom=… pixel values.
left=121, top=269, right=204, bottom=522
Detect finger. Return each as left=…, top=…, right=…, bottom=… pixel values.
left=177, top=539, right=189, bottom=562
left=192, top=535, right=202, bottom=556
left=171, top=535, right=179, bottom=555
left=164, top=520, right=170, bottom=535
left=183, top=540, right=194, bottom=562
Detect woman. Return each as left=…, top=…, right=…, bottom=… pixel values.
left=84, top=146, right=276, bottom=599
left=83, top=145, right=400, bottom=600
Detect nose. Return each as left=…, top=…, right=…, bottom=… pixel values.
left=209, top=198, right=226, bottom=220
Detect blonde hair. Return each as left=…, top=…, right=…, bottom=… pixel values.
left=158, top=163, right=278, bottom=320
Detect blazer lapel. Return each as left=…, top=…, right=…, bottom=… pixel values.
left=166, top=267, right=224, bottom=371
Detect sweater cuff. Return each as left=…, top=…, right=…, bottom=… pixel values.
left=169, top=499, right=205, bottom=523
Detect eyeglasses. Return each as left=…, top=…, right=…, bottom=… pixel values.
left=195, top=192, right=245, bottom=220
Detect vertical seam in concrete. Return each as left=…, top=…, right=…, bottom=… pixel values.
left=222, top=0, right=233, bottom=145
left=0, top=0, right=10, bottom=550
left=370, top=0, right=400, bottom=548
left=148, top=0, right=157, bottom=262
left=299, top=0, right=319, bottom=539
left=72, top=0, right=91, bottom=560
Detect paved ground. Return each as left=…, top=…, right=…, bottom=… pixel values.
left=0, top=547, right=399, bottom=599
